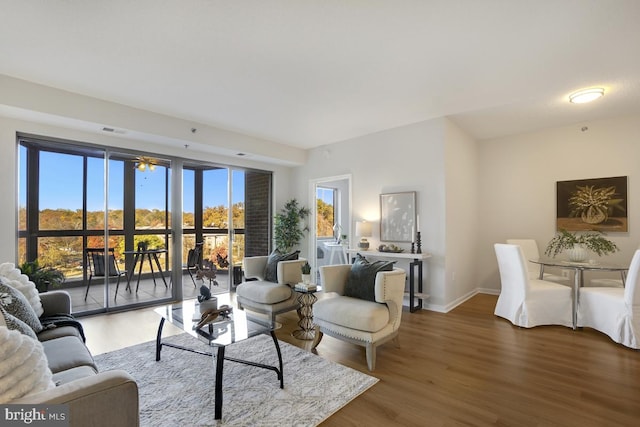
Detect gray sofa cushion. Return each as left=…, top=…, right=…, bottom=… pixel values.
left=41, top=336, right=97, bottom=374
left=37, top=325, right=82, bottom=342
left=236, top=281, right=293, bottom=304
left=52, top=365, right=98, bottom=386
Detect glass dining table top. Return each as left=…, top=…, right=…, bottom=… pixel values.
left=530, top=258, right=627, bottom=271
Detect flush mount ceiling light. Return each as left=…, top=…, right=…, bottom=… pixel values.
left=569, top=88, right=604, bottom=104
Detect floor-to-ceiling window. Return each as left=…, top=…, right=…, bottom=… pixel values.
left=18, top=137, right=174, bottom=313
left=18, top=135, right=273, bottom=314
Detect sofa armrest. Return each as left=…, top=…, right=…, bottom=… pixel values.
left=243, top=256, right=268, bottom=280
left=375, top=268, right=406, bottom=325
left=277, top=258, right=306, bottom=285
left=39, top=290, right=72, bottom=316
left=319, top=264, right=351, bottom=294
left=13, top=370, right=139, bottom=427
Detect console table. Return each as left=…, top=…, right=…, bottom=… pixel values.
left=346, top=249, right=431, bottom=312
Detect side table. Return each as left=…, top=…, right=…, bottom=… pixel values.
left=292, top=287, right=319, bottom=340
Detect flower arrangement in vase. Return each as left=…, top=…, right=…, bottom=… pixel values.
left=544, top=229, right=619, bottom=262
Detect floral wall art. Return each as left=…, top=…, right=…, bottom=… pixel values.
left=556, top=176, right=628, bottom=232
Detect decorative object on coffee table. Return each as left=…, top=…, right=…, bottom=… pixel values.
left=197, top=285, right=217, bottom=313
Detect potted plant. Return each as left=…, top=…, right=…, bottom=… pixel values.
left=19, top=260, right=65, bottom=293
left=544, top=229, right=619, bottom=261
left=301, top=261, right=312, bottom=284
left=274, top=199, right=311, bottom=252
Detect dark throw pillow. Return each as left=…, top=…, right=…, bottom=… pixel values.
left=0, top=277, right=43, bottom=334
left=344, top=254, right=394, bottom=302
left=264, top=249, right=300, bottom=282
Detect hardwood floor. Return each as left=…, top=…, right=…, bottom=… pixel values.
left=80, top=293, right=640, bottom=426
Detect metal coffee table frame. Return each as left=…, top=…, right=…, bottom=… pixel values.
left=155, top=302, right=284, bottom=420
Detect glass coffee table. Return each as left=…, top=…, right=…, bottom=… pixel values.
left=154, top=299, right=283, bottom=420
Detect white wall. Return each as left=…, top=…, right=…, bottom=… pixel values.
left=444, top=118, right=480, bottom=307
left=0, top=115, right=294, bottom=262
left=476, top=114, right=640, bottom=291
left=292, top=118, right=459, bottom=309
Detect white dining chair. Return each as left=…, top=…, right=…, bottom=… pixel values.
left=506, top=239, right=569, bottom=283
left=577, top=249, right=640, bottom=349
left=494, top=243, right=573, bottom=328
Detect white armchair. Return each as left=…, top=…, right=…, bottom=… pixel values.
left=235, top=255, right=306, bottom=322
left=311, top=264, right=406, bottom=371
left=578, top=249, right=640, bottom=348
left=494, top=243, right=573, bottom=328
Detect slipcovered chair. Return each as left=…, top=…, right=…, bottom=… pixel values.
left=311, top=264, right=406, bottom=371
left=494, top=243, right=573, bottom=328
left=577, top=249, right=640, bottom=348
left=235, top=254, right=306, bottom=322
left=506, top=239, right=568, bottom=283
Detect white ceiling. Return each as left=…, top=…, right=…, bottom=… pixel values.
left=2, top=0, right=640, bottom=149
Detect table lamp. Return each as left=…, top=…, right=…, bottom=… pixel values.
left=356, top=221, right=372, bottom=250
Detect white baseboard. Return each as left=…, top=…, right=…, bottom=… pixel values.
left=405, top=288, right=499, bottom=313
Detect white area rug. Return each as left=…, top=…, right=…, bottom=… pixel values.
left=94, top=333, right=378, bottom=426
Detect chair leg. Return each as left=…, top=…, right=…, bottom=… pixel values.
left=365, top=343, right=376, bottom=371
left=187, top=268, right=196, bottom=287
left=84, top=275, right=93, bottom=301
left=114, top=276, right=121, bottom=300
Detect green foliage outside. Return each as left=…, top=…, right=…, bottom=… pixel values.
left=19, top=203, right=245, bottom=280
left=316, top=199, right=334, bottom=238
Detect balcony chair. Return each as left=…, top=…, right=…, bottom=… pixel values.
left=577, top=249, right=640, bottom=349
left=494, top=243, right=572, bottom=328
left=235, top=252, right=306, bottom=322
left=506, top=239, right=568, bottom=283
left=311, top=263, right=406, bottom=371
left=84, top=248, right=128, bottom=301
left=185, top=243, right=203, bottom=287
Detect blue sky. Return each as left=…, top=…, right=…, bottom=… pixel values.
left=28, top=150, right=243, bottom=212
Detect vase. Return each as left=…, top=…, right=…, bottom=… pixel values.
left=302, top=274, right=311, bottom=284
left=567, top=244, right=588, bottom=262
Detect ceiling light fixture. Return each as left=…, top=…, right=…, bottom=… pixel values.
left=569, top=88, right=604, bottom=104
left=134, top=157, right=157, bottom=172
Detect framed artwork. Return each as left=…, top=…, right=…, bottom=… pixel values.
left=380, top=191, right=416, bottom=242
left=556, top=176, right=628, bottom=232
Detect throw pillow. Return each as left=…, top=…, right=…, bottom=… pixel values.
left=264, top=249, right=300, bottom=282
left=0, top=326, right=55, bottom=403
left=344, top=254, right=394, bottom=302
left=0, top=307, right=38, bottom=340
left=0, top=262, right=44, bottom=317
left=0, top=277, right=43, bottom=334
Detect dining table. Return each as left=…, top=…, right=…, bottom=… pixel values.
left=529, top=258, right=628, bottom=329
